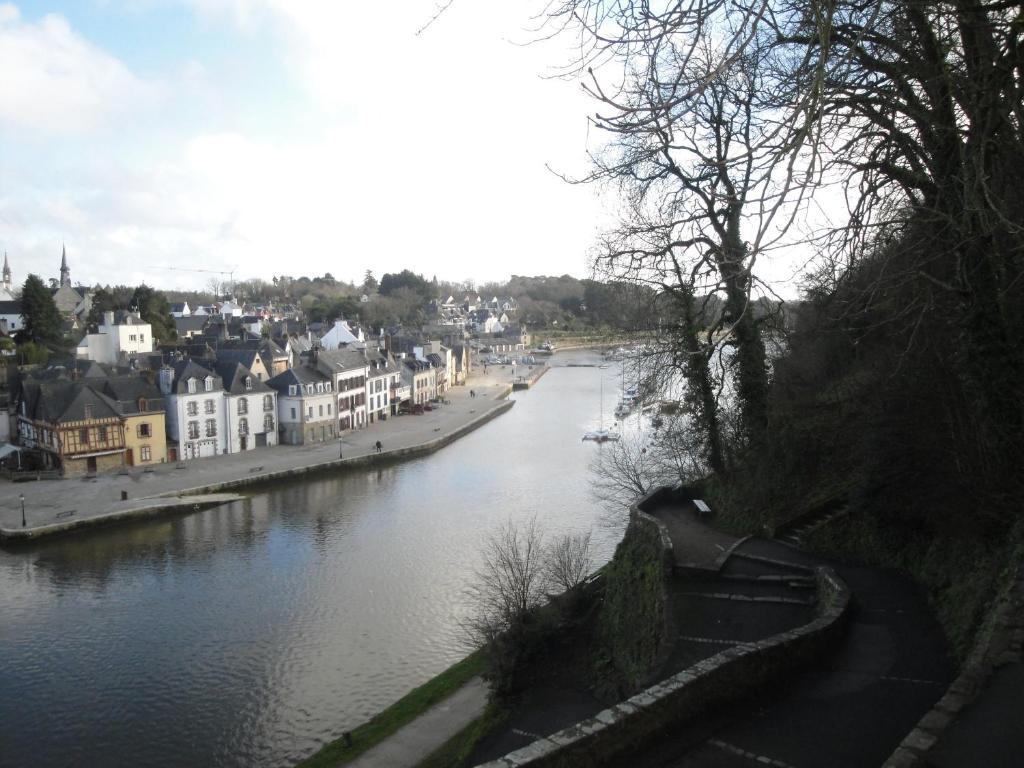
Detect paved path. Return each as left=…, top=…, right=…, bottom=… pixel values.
left=0, top=364, right=526, bottom=535
left=349, top=677, right=489, bottom=768
left=632, top=537, right=954, bottom=768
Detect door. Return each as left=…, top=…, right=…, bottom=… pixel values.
left=240, top=436, right=247, bottom=451
left=87, top=456, right=97, bottom=474
left=125, top=448, right=134, bottom=466
left=255, top=433, right=267, bottom=448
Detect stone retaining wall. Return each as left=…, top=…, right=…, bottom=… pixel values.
left=162, top=399, right=516, bottom=499
left=476, top=563, right=851, bottom=768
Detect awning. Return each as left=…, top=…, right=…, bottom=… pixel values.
left=0, top=444, right=23, bottom=460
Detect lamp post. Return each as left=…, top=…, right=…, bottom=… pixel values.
left=19, top=493, right=26, bottom=528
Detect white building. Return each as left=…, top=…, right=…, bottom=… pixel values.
left=76, top=311, right=154, bottom=364
left=0, top=300, right=23, bottom=333
left=315, top=347, right=369, bottom=431
left=320, top=319, right=365, bottom=349
left=158, top=360, right=228, bottom=460
left=215, top=361, right=278, bottom=452
left=365, top=348, right=401, bottom=423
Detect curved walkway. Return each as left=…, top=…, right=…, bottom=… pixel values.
left=630, top=526, right=954, bottom=767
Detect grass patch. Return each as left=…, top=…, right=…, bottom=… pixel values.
left=416, top=703, right=509, bottom=768
left=296, top=650, right=487, bottom=768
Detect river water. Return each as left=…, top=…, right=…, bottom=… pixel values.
left=0, top=356, right=629, bottom=768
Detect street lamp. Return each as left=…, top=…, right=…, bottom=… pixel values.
left=19, top=493, right=25, bottom=528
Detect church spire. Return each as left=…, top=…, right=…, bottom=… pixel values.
left=60, top=243, right=71, bottom=288
left=2, top=251, right=10, bottom=292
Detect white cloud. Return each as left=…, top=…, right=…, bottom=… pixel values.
left=1, top=1, right=611, bottom=290
left=0, top=4, right=158, bottom=135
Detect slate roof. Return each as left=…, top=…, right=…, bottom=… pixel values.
left=364, top=348, right=398, bottom=377
left=96, top=376, right=165, bottom=415
left=316, top=347, right=369, bottom=374
left=166, top=359, right=222, bottom=395
left=20, top=379, right=122, bottom=424
left=266, top=365, right=331, bottom=395
left=174, top=315, right=208, bottom=335
left=0, top=300, right=23, bottom=314
left=214, top=348, right=262, bottom=372
left=214, top=361, right=273, bottom=395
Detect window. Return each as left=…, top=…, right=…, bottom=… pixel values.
left=98, top=426, right=108, bottom=442
left=205, top=399, right=216, bottom=414
left=325, top=382, right=332, bottom=392
left=318, top=404, right=324, bottom=417
left=80, top=428, right=89, bottom=444
left=238, top=417, right=249, bottom=435
left=137, top=423, right=152, bottom=438
left=188, top=421, right=200, bottom=439
left=204, top=376, right=213, bottom=392
left=205, top=419, right=217, bottom=437
left=327, top=403, right=332, bottom=415
left=187, top=401, right=198, bottom=416
left=238, top=398, right=248, bottom=415
left=141, top=445, right=151, bottom=462
left=288, top=385, right=297, bottom=396
left=263, top=394, right=273, bottom=411
left=84, top=404, right=94, bottom=419
left=317, top=382, right=323, bottom=393
left=245, top=377, right=252, bottom=390
left=307, top=406, right=313, bottom=419
left=188, top=378, right=197, bottom=394
left=264, top=413, right=274, bottom=431
left=140, top=333, right=145, bottom=343
left=138, top=398, right=148, bottom=412
left=129, top=334, right=137, bottom=342
left=290, top=407, right=296, bottom=420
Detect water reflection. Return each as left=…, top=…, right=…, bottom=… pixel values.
left=0, top=361, right=624, bottom=768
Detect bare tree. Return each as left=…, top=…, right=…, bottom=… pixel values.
left=463, top=517, right=548, bottom=647
left=546, top=531, right=594, bottom=593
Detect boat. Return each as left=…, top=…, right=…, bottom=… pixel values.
left=583, top=372, right=620, bottom=442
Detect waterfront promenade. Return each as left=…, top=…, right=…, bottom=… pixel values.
left=0, top=363, right=536, bottom=538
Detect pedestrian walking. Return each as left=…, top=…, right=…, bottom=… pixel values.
left=375, top=440, right=382, bottom=454
left=339, top=444, right=343, bottom=459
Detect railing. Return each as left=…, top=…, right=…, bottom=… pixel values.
left=0, top=468, right=63, bottom=482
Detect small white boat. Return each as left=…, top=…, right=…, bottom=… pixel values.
left=582, top=428, right=620, bottom=442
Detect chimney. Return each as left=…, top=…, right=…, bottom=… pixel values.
left=158, top=366, right=173, bottom=395
left=103, top=311, right=115, bottom=327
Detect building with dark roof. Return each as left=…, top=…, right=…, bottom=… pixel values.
left=214, top=361, right=278, bottom=452
left=157, top=360, right=227, bottom=460
left=265, top=366, right=336, bottom=445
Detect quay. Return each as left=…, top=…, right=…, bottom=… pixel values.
left=0, top=367, right=527, bottom=541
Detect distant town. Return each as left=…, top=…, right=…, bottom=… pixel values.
left=0, top=247, right=597, bottom=477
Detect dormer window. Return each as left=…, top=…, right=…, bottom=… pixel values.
left=204, top=376, right=213, bottom=392
left=288, top=385, right=297, bottom=396
left=245, top=376, right=252, bottom=390
left=187, top=378, right=197, bottom=394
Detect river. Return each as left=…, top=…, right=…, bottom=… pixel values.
left=0, top=354, right=629, bottom=768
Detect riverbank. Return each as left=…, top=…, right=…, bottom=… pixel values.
left=0, top=366, right=522, bottom=541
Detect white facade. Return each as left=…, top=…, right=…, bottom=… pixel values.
left=223, top=388, right=278, bottom=453
left=77, top=312, right=154, bottom=364
left=159, top=366, right=228, bottom=460
left=320, top=319, right=364, bottom=349
left=0, top=305, right=23, bottom=333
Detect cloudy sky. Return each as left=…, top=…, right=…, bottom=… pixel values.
left=1, top=1, right=612, bottom=290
